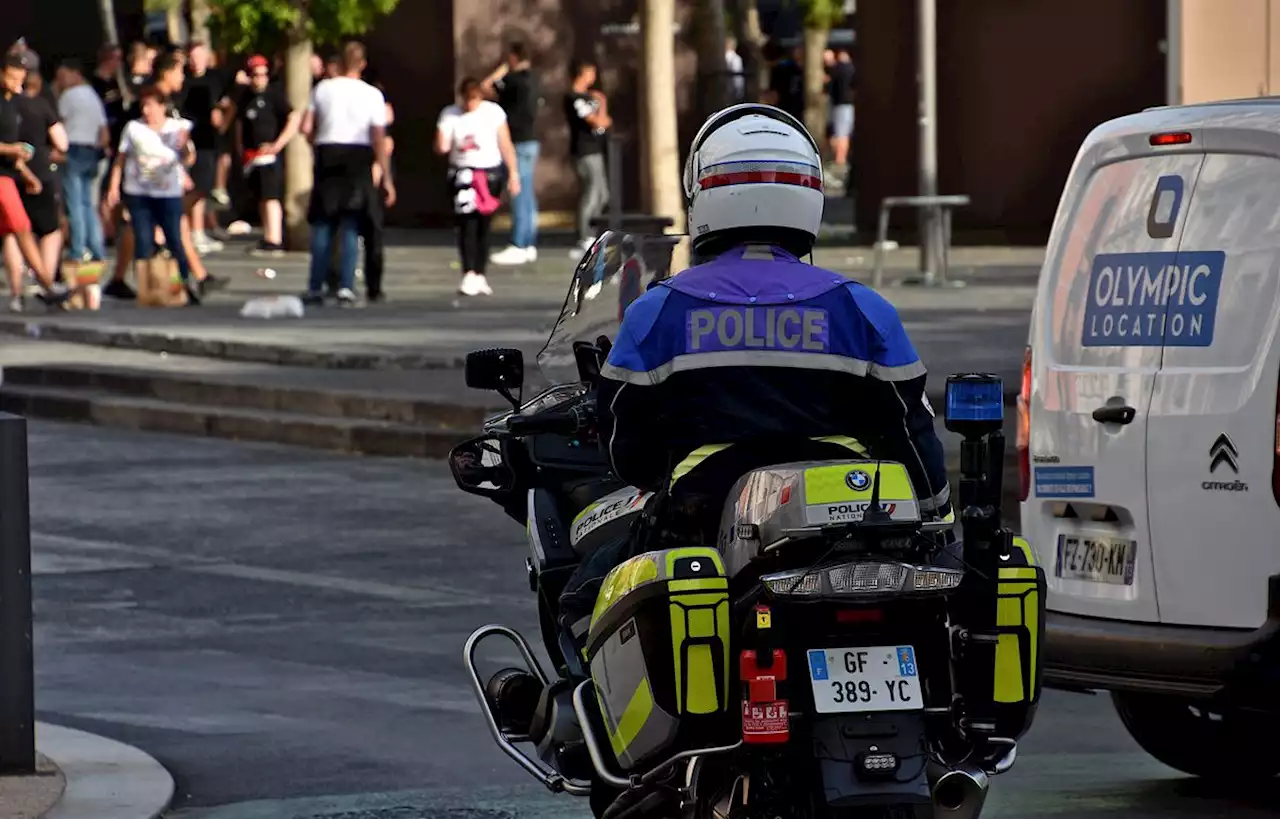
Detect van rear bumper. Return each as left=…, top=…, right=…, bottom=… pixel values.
left=1043, top=575, right=1280, bottom=702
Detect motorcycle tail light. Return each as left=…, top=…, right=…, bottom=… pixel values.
left=762, top=561, right=963, bottom=599
left=1018, top=346, right=1032, bottom=502
left=1274, top=362, right=1280, bottom=506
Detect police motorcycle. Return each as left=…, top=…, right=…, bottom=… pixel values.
left=452, top=232, right=1045, bottom=819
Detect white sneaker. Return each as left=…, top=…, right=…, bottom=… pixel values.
left=526, top=247, right=538, bottom=263
left=458, top=271, right=493, bottom=296
left=490, top=245, right=533, bottom=266
left=193, top=232, right=224, bottom=253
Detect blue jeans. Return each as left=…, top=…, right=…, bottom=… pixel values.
left=512, top=141, right=539, bottom=249
left=124, top=194, right=190, bottom=280
left=64, top=145, right=106, bottom=261
left=309, top=215, right=359, bottom=293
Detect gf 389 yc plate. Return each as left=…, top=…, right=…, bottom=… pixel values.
left=807, top=646, right=922, bottom=714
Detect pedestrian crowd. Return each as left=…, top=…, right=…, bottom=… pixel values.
left=0, top=34, right=389, bottom=310
left=0, top=29, right=855, bottom=307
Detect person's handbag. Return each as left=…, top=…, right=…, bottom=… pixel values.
left=135, top=253, right=188, bottom=308
left=61, top=260, right=104, bottom=311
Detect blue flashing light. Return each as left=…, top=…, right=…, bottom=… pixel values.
left=945, top=374, right=1004, bottom=425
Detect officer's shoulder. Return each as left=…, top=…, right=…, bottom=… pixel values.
left=835, top=278, right=906, bottom=337
left=617, top=285, right=673, bottom=341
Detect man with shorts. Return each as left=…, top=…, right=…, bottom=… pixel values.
left=826, top=47, right=855, bottom=195
left=178, top=41, right=233, bottom=254
left=236, top=55, right=298, bottom=256
left=0, top=54, right=67, bottom=309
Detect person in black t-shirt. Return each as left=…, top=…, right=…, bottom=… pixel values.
left=764, top=43, right=804, bottom=121
left=235, top=55, right=298, bottom=255
left=179, top=42, right=234, bottom=254
left=0, top=55, right=66, bottom=309
left=12, top=71, right=67, bottom=281
left=90, top=44, right=127, bottom=243
left=565, top=58, right=610, bottom=256
left=90, top=44, right=124, bottom=132
left=484, top=42, right=543, bottom=265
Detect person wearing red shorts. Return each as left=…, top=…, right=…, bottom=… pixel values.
left=0, top=53, right=67, bottom=308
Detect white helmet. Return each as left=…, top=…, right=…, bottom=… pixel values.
left=683, top=103, right=824, bottom=254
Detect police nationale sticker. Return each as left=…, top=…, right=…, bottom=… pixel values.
left=1034, top=466, right=1095, bottom=498
left=1081, top=251, right=1226, bottom=348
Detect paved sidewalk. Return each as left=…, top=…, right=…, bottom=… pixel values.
left=0, top=723, right=174, bottom=819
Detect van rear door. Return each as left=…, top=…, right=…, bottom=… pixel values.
left=1028, top=150, right=1205, bottom=624
left=1146, top=149, right=1280, bottom=628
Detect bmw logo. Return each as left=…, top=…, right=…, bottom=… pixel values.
left=846, top=470, right=871, bottom=491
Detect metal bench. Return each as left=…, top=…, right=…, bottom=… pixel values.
left=589, top=214, right=676, bottom=236
left=872, top=194, right=971, bottom=289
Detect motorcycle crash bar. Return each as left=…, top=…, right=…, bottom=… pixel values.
left=463, top=624, right=592, bottom=796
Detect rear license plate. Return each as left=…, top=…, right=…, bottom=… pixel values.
left=1055, top=534, right=1136, bottom=585
left=806, top=646, right=922, bottom=714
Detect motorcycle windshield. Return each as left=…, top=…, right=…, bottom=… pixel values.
left=537, top=231, right=691, bottom=385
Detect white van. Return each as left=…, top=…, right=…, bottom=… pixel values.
left=1023, top=99, right=1280, bottom=780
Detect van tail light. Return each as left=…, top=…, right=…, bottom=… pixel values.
left=1272, top=368, right=1280, bottom=505
left=1017, top=347, right=1032, bottom=502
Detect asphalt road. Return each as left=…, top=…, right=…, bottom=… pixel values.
left=23, top=421, right=1277, bottom=819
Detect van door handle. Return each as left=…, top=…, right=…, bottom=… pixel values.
left=1092, top=405, right=1136, bottom=425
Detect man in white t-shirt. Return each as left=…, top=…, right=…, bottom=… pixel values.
left=300, top=41, right=393, bottom=307
left=725, top=37, right=744, bottom=102
left=56, top=59, right=109, bottom=263
left=435, top=77, right=519, bottom=297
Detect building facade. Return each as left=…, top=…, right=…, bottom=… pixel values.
left=0, top=0, right=1272, bottom=238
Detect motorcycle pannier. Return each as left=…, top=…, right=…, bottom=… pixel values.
left=989, top=535, right=1047, bottom=739
left=585, top=547, right=733, bottom=771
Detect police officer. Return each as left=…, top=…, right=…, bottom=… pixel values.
left=559, top=104, right=950, bottom=630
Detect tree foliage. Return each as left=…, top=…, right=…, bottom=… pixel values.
left=793, top=0, right=846, bottom=30
left=208, top=0, right=399, bottom=55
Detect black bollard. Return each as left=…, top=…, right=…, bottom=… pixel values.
left=0, top=414, right=34, bottom=775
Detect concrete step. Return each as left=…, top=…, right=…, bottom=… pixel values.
left=0, top=384, right=467, bottom=458
left=0, top=363, right=493, bottom=429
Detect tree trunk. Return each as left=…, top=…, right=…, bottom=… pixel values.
left=97, top=0, right=132, bottom=103
left=165, top=2, right=184, bottom=45
left=731, top=0, right=767, bottom=102
left=642, top=0, right=685, bottom=245
left=284, top=26, right=314, bottom=251
left=692, top=0, right=730, bottom=120
left=802, top=25, right=828, bottom=155
left=190, top=0, right=211, bottom=45
left=97, top=0, right=121, bottom=46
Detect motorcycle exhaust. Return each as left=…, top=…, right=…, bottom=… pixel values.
left=931, top=764, right=989, bottom=819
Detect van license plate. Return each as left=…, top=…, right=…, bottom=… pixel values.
left=1056, top=535, right=1137, bottom=585
left=806, top=646, right=922, bottom=714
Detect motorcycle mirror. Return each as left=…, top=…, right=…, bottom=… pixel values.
left=448, top=436, right=515, bottom=498
left=466, top=348, right=524, bottom=409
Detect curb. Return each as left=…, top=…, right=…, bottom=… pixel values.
left=0, top=365, right=497, bottom=429
left=37, top=722, right=173, bottom=819
left=0, top=321, right=468, bottom=371
left=0, top=362, right=1018, bottom=460
left=0, top=386, right=467, bottom=458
